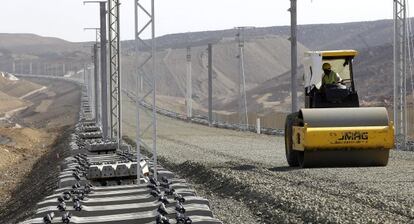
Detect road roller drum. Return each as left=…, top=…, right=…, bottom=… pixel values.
left=285, top=107, right=394, bottom=168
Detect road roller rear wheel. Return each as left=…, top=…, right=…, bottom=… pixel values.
left=285, top=113, right=299, bottom=167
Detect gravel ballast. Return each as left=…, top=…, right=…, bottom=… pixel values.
left=122, top=98, right=414, bottom=224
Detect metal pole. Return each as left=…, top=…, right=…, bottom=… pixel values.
left=394, top=0, right=407, bottom=150
left=108, top=0, right=122, bottom=148
left=236, top=27, right=249, bottom=130
left=135, top=73, right=141, bottom=184
left=186, top=46, right=193, bottom=119
left=290, top=0, right=298, bottom=112
left=240, top=46, right=248, bottom=130
left=29, top=62, right=33, bottom=74
left=109, top=0, right=114, bottom=139
left=12, top=61, right=15, bottom=74
left=94, top=44, right=100, bottom=123
left=151, top=0, right=157, bottom=181
left=394, top=0, right=397, bottom=145
left=84, top=0, right=108, bottom=136
left=86, top=64, right=92, bottom=116
left=89, top=48, right=95, bottom=119
left=237, top=31, right=243, bottom=129
left=117, top=0, right=122, bottom=149
left=100, top=2, right=109, bottom=138
left=134, top=0, right=141, bottom=185
left=83, top=64, right=86, bottom=84
left=402, top=1, right=407, bottom=149
left=135, top=0, right=157, bottom=181
left=208, top=43, right=213, bottom=126
left=91, top=65, right=94, bottom=118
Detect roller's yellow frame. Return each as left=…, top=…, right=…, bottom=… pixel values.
left=292, top=123, right=394, bottom=151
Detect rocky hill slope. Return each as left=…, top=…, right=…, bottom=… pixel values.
left=0, top=19, right=405, bottom=117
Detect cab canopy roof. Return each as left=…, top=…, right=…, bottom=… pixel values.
left=305, top=50, right=358, bottom=58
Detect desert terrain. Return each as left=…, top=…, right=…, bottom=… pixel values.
left=0, top=76, right=80, bottom=222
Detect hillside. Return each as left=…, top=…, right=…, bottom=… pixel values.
left=0, top=73, right=43, bottom=98
left=0, top=33, right=81, bottom=53
left=122, top=35, right=308, bottom=106
left=0, top=73, right=43, bottom=116
left=125, top=19, right=403, bottom=51
left=0, top=91, right=28, bottom=115
left=0, top=18, right=404, bottom=117
left=0, top=34, right=89, bottom=77
left=119, top=19, right=403, bottom=115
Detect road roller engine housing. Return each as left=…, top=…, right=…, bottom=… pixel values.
left=285, top=50, right=395, bottom=168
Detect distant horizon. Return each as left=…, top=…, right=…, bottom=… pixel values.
left=0, top=17, right=398, bottom=43
left=0, top=0, right=401, bottom=42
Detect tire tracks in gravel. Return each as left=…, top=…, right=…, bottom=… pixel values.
left=157, top=134, right=414, bottom=223
left=255, top=167, right=413, bottom=222
left=279, top=168, right=414, bottom=220
left=140, top=135, right=304, bottom=223
left=164, top=159, right=412, bottom=224
left=158, top=134, right=257, bottom=163
left=160, top=133, right=413, bottom=215
left=154, top=156, right=306, bottom=223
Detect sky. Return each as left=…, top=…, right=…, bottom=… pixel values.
left=0, top=0, right=406, bottom=42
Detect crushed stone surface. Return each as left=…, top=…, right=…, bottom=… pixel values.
left=122, top=98, right=414, bottom=224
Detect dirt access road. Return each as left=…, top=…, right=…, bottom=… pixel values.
left=0, top=78, right=80, bottom=223
left=121, top=96, right=414, bottom=224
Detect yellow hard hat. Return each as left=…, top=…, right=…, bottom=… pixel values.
left=322, top=63, right=331, bottom=70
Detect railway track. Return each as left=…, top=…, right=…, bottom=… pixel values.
left=19, top=83, right=222, bottom=224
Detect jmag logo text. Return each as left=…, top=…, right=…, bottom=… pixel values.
left=337, top=131, right=368, bottom=141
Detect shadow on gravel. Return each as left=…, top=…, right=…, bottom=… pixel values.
left=268, top=166, right=300, bottom=172
left=231, top=164, right=257, bottom=171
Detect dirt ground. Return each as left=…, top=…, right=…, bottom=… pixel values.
left=0, top=75, right=43, bottom=99
left=0, top=91, right=28, bottom=115
left=0, top=128, right=57, bottom=204
left=0, top=77, right=80, bottom=222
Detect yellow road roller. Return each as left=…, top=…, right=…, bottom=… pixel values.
left=285, top=50, right=394, bottom=168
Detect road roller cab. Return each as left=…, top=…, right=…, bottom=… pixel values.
left=285, top=50, right=394, bottom=168
left=303, top=50, right=359, bottom=108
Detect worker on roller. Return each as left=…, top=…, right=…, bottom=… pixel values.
left=322, top=63, right=342, bottom=85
